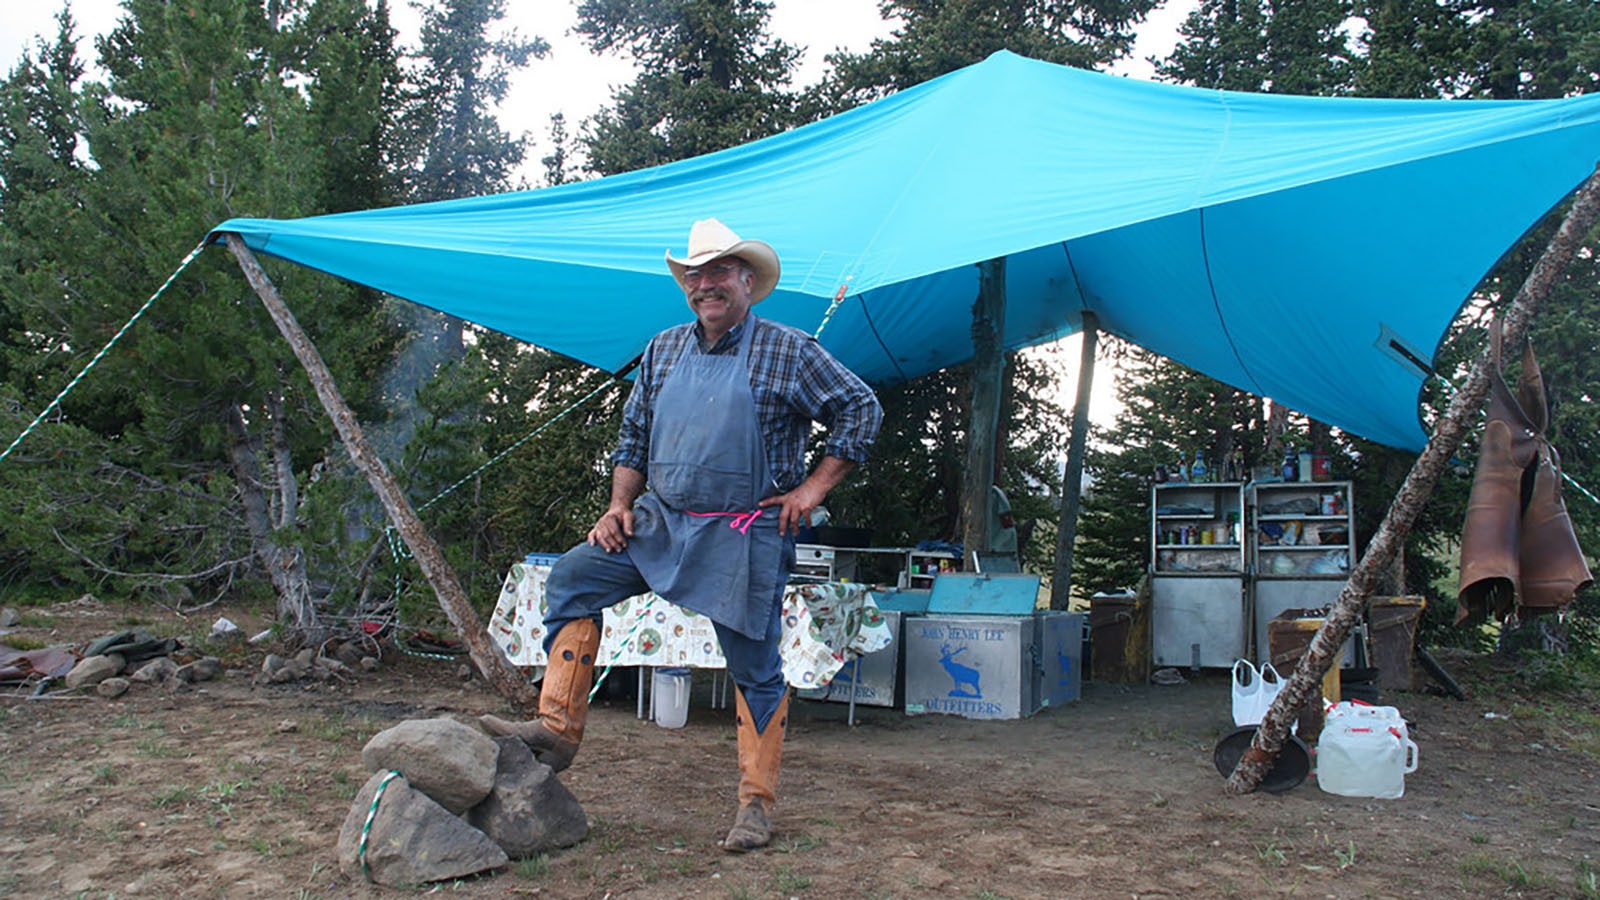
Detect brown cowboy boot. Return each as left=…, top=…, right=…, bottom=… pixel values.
left=721, top=687, right=788, bottom=853
left=480, top=618, right=599, bottom=772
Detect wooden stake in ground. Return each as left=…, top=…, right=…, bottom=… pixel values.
left=1227, top=165, right=1600, bottom=794
left=224, top=234, right=540, bottom=712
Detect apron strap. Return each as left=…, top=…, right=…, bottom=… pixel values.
left=685, top=508, right=770, bottom=534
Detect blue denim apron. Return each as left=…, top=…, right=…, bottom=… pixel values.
left=626, top=317, right=789, bottom=640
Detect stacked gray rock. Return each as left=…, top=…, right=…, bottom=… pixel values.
left=337, top=717, right=587, bottom=887
left=257, top=647, right=367, bottom=684
left=65, top=650, right=224, bottom=693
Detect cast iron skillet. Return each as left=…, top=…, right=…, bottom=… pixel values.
left=1212, top=725, right=1312, bottom=794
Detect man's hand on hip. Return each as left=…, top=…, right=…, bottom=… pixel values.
left=758, top=482, right=828, bottom=537
left=587, top=506, right=635, bottom=552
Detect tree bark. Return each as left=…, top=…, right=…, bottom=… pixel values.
left=960, top=257, right=1007, bottom=568
left=267, top=386, right=298, bottom=531
left=224, top=235, right=539, bottom=711
left=1227, top=165, right=1600, bottom=794
left=1051, top=311, right=1098, bottom=609
left=225, top=401, right=321, bottom=643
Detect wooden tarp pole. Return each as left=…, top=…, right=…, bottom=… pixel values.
left=224, top=234, right=539, bottom=712
left=960, top=257, right=1008, bottom=568
left=1051, top=311, right=1098, bottom=609
left=1227, top=165, right=1600, bottom=793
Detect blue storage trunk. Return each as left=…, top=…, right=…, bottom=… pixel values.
left=1036, top=611, right=1085, bottom=708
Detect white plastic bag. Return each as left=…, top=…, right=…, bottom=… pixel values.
left=1232, top=659, right=1288, bottom=727
left=1231, top=659, right=1261, bottom=726
left=1257, top=662, right=1286, bottom=721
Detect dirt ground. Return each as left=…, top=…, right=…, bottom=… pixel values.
left=3, top=598, right=1598, bottom=899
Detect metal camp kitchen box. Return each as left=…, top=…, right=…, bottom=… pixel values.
left=1037, top=610, right=1085, bottom=708
left=797, top=588, right=930, bottom=709
left=901, top=575, right=1083, bottom=719
left=799, top=609, right=903, bottom=708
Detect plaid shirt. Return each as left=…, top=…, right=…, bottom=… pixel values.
left=613, top=315, right=882, bottom=494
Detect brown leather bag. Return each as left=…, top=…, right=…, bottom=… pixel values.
left=1456, top=320, right=1592, bottom=625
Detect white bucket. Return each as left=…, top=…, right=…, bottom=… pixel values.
left=1316, top=702, right=1418, bottom=798
left=652, top=667, right=691, bottom=729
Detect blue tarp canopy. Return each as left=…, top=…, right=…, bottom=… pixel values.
left=213, top=51, right=1600, bottom=451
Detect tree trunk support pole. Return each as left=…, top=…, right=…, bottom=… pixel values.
left=1227, top=165, right=1600, bottom=793
left=223, top=234, right=539, bottom=711
left=1051, top=311, right=1098, bottom=609
left=960, top=257, right=1007, bottom=567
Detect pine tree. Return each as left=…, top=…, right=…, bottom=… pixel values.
left=0, top=0, right=410, bottom=636
left=1108, top=0, right=1600, bottom=649
left=1157, top=0, right=1356, bottom=94
left=819, top=0, right=1161, bottom=109
left=576, top=0, right=804, bottom=174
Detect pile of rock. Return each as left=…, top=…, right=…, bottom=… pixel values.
left=62, top=629, right=224, bottom=698
left=337, top=718, right=587, bottom=886
left=256, top=643, right=378, bottom=685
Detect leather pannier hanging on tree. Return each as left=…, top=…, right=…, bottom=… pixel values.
left=1456, top=318, right=1593, bottom=626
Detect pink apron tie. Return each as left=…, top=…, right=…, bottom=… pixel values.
left=685, top=508, right=767, bottom=534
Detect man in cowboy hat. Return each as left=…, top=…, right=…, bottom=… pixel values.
left=483, top=218, right=882, bottom=851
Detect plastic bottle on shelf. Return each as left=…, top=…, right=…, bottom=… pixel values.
left=1282, top=445, right=1299, bottom=482
left=1191, top=450, right=1208, bottom=483
left=1297, top=447, right=1313, bottom=483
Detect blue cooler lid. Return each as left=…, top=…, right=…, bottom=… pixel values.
left=926, top=573, right=1043, bottom=615
left=524, top=552, right=563, bottom=567
left=871, top=588, right=931, bottom=614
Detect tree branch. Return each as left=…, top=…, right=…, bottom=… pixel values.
left=1227, top=164, right=1600, bottom=793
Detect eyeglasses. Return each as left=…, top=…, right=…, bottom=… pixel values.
left=682, top=261, right=744, bottom=284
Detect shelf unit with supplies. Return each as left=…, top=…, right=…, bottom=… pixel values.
left=1150, top=481, right=1247, bottom=575
left=793, top=544, right=949, bottom=588
left=1251, top=480, right=1355, bottom=579
left=904, top=549, right=961, bottom=589
left=1149, top=481, right=1248, bottom=668
left=1249, top=479, right=1357, bottom=665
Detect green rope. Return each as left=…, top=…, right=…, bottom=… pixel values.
left=380, top=526, right=461, bottom=661
left=358, top=769, right=404, bottom=880
left=1562, top=469, right=1600, bottom=508
left=587, top=594, right=660, bottom=700
left=0, top=239, right=209, bottom=465
left=417, top=378, right=619, bottom=513
left=383, top=377, right=621, bottom=656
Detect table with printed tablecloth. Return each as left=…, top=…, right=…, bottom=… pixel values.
left=489, top=557, right=893, bottom=699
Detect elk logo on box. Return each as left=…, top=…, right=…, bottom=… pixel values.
left=939, top=642, right=983, bottom=698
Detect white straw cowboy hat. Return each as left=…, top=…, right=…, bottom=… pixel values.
left=665, top=218, right=781, bottom=303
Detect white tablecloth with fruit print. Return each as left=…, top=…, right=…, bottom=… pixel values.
left=489, top=560, right=891, bottom=690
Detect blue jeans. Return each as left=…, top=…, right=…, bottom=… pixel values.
left=543, top=541, right=788, bottom=732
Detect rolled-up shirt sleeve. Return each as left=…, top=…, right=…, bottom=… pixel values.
left=796, top=340, right=882, bottom=465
